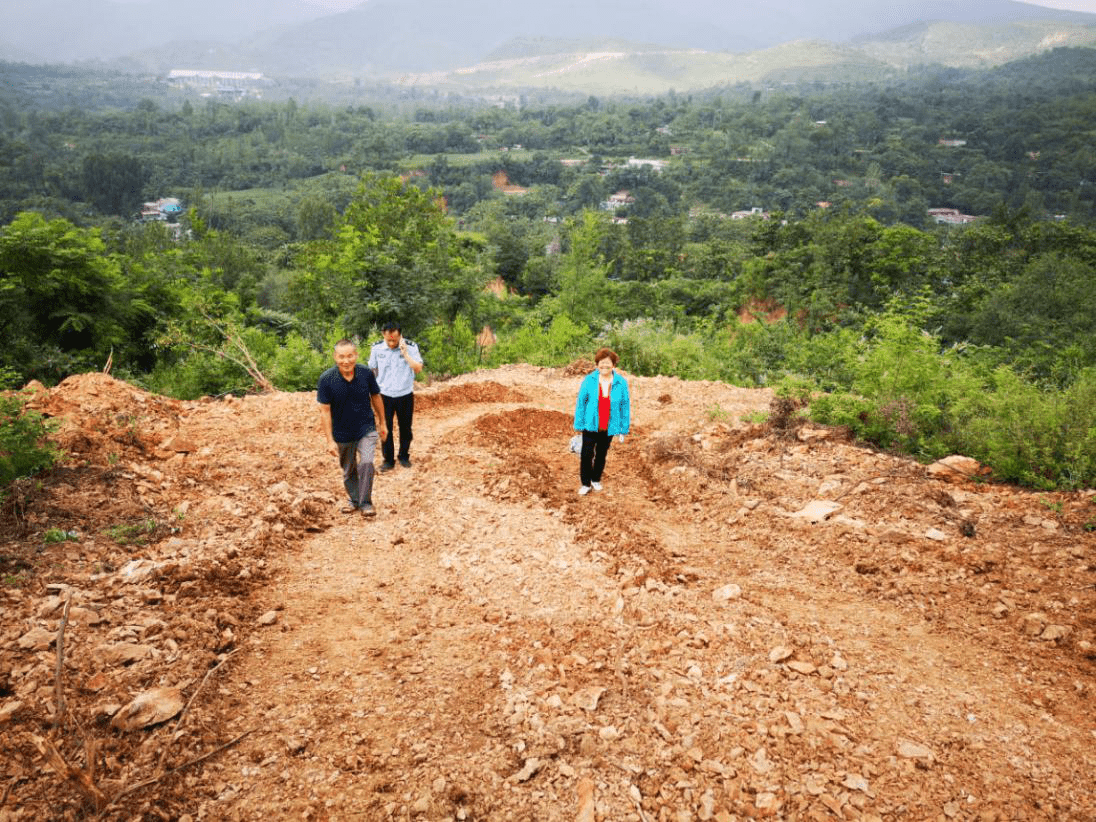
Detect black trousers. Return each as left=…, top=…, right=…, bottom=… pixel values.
left=579, top=429, right=613, bottom=487
left=381, top=392, right=414, bottom=463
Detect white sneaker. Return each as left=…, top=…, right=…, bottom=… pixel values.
left=591, top=482, right=603, bottom=491
left=578, top=485, right=591, bottom=496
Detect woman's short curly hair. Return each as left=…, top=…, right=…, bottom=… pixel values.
left=593, top=347, right=619, bottom=366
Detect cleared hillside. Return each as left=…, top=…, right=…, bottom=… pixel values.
left=2, top=365, right=1093, bottom=819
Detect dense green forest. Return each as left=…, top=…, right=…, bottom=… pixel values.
left=1, top=49, right=1095, bottom=491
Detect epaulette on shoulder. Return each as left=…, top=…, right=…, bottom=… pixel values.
left=403, top=338, right=416, bottom=347
left=370, top=339, right=385, bottom=347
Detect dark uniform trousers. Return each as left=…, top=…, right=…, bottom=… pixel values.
left=381, top=392, right=414, bottom=463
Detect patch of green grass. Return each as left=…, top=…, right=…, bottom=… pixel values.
left=1038, top=497, right=1063, bottom=515
left=706, top=403, right=731, bottom=422
left=42, top=527, right=79, bottom=544
left=740, top=410, right=769, bottom=424
left=103, top=519, right=157, bottom=545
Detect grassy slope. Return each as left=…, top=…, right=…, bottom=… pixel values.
left=388, top=21, right=1096, bottom=96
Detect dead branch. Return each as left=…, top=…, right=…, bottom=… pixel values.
left=1, top=776, right=18, bottom=808
left=31, top=734, right=108, bottom=812
left=158, top=649, right=239, bottom=771
left=85, top=736, right=99, bottom=787
left=197, top=309, right=277, bottom=393
left=99, top=728, right=253, bottom=818
left=53, top=592, right=73, bottom=731
left=160, top=308, right=277, bottom=394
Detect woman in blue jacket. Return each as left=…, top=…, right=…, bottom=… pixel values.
left=573, top=347, right=631, bottom=496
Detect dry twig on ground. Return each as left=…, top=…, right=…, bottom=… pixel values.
left=31, top=734, right=108, bottom=812
left=53, top=592, right=73, bottom=731
left=158, top=649, right=239, bottom=772
left=99, top=729, right=253, bottom=819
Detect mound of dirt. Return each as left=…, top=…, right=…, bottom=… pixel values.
left=474, top=408, right=573, bottom=448
left=415, top=381, right=530, bottom=410
left=561, top=358, right=595, bottom=376
left=26, top=373, right=186, bottom=465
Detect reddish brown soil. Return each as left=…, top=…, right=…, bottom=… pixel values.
left=1, top=364, right=1093, bottom=821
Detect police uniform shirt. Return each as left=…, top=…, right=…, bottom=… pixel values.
left=368, top=338, right=422, bottom=397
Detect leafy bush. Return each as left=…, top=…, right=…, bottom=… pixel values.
left=489, top=314, right=592, bottom=368
left=707, top=317, right=861, bottom=389
left=42, top=527, right=79, bottom=544
left=142, top=350, right=251, bottom=400
left=267, top=332, right=330, bottom=392
left=601, top=318, right=716, bottom=379
left=0, top=370, right=59, bottom=489
left=781, top=326, right=863, bottom=392
left=720, top=319, right=801, bottom=386
left=949, top=366, right=1096, bottom=489
left=145, top=324, right=329, bottom=399
left=804, top=314, right=1096, bottom=489
left=420, top=315, right=481, bottom=377
left=842, top=315, right=955, bottom=455
left=967, top=253, right=1096, bottom=383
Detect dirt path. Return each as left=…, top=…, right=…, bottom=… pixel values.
left=2, top=365, right=1093, bottom=821
left=211, top=369, right=1093, bottom=821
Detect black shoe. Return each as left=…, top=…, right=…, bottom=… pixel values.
left=379, top=461, right=395, bottom=473
left=398, top=458, right=411, bottom=468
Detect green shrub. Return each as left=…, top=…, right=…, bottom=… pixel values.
left=601, top=318, right=716, bottom=379
left=147, top=323, right=329, bottom=399
left=420, top=315, right=481, bottom=377
left=43, top=527, right=79, bottom=544
left=268, top=332, right=329, bottom=392
left=807, top=391, right=875, bottom=433
left=809, top=314, right=972, bottom=457
left=716, top=319, right=861, bottom=389
left=782, top=326, right=862, bottom=392
left=143, top=349, right=252, bottom=399
left=720, top=319, right=800, bottom=386
left=950, top=366, right=1096, bottom=489
left=803, top=313, right=1096, bottom=489
left=0, top=371, right=59, bottom=489
left=489, top=314, right=592, bottom=368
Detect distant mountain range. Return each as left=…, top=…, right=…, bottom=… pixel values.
left=0, top=0, right=342, bottom=63
left=2, top=0, right=1095, bottom=94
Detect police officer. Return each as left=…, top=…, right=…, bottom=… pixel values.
left=369, top=321, right=424, bottom=471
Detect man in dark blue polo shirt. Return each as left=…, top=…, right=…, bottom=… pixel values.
left=317, top=339, right=388, bottom=517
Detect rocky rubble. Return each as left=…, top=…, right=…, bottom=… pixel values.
left=2, top=375, right=334, bottom=819
left=1, top=366, right=1093, bottom=820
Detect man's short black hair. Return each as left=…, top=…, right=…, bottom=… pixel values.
left=382, top=321, right=401, bottom=332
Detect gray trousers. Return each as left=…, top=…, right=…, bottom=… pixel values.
left=337, top=430, right=379, bottom=507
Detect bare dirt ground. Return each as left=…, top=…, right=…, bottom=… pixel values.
left=1, top=363, right=1094, bottom=821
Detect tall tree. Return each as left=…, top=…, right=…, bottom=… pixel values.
left=81, top=152, right=145, bottom=216
left=290, top=173, right=486, bottom=338
left=550, top=211, right=612, bottom=329
left=0, top=212, right=142, bottom=381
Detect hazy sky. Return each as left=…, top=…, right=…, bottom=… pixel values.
left=101, top=0, right=1096, bottom=13
left=266, top=0, right=1096, bottom=10
left=1027, top=0, right=1096, bottom=10
left=297, top=0, right=361, bottom=8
